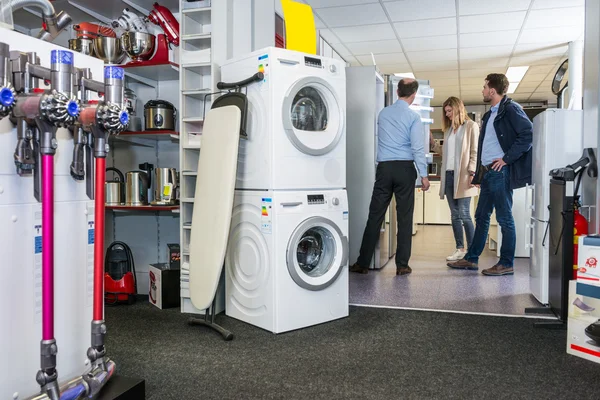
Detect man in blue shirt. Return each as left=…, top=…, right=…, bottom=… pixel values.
left=350, top=78, right=430, bottom=276
left=448, top=73, right=533, bottom=276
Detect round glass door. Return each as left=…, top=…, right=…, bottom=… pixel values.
left=282, top=77, right=344, bottom=156
left=287, top=217, right=348, bottom=291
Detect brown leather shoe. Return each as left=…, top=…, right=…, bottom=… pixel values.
left=396, top=266, right=412, bottom=276
left=482, top=264, right=514, bottom=276
left=447, top=259, right=478, bottom=270
left=349, top=263, right=368, bottom=274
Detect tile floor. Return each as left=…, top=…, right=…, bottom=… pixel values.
left=349, top=225, right=544, bottom=316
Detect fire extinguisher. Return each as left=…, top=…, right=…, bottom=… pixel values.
left=574, top=198, right=589, bottom=279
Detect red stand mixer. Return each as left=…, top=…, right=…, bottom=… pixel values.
left=123, top=2, right=180, bottom=66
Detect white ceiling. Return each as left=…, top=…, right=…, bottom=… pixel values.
left=302, top=0, right=585, bottom=106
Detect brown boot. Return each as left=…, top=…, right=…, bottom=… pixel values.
left=482, top=264, right=514, bottom=276
left=349, top=263, right=368, bottom=274
left=447, top=259, right=478, bottom=270
left=396, top=266, right=412, bottom=276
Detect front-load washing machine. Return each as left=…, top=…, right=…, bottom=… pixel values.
left=225, top=189, right=349, bottom=333
left=220, top=47, right=347, bottom=191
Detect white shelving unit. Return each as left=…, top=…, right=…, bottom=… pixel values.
left=179, top=0, right=223, bottom=315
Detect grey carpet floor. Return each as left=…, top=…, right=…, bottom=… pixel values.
left=106, top=303, right=600, bottom=400
left=106, top=302, right=600, bottom=400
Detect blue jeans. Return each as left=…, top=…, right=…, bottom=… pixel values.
left=465, top=166, right=516, bottom=267
left=445, top=171, right=475, bottom=249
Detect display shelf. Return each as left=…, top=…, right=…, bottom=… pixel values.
left=106, top=205, right=180, bottom=212
left=182, top=89, right=213, bottom=100
left=182, top=116, right=205, bottom=123
left=183, top=144, right=201, bottom=150
left=182, top=7, right=212, bottom=20
left=122, top=62, right=180, bottom=82
left=182, top=171, right=198, bottom=176
left=182, top=63, right=212, bottom=75
left=181, top=198, right=195, bottom=203
left=181, top=33, right=212, bottom=47
left=116, top=130, right=180, bottom=141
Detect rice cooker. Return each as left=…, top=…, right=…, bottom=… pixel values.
left=144, top=99, right=176, bottom=130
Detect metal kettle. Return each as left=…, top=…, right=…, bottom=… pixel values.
left=125, top=170, right=149, bottom=206
left=152, top=168, right=178, bottom=205
left=105, top=167, right=125, bottom=205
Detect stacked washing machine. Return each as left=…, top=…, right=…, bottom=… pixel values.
left=220, top=47, right=349, bottom=333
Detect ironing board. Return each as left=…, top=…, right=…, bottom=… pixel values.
left=189, top=105, right=241, bottom=312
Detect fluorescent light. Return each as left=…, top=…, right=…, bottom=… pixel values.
left=394, top=72, right=415, bottom=79
left=506, top=66, right=529, bottom=82
left=506, top=66, right=529, bottom=95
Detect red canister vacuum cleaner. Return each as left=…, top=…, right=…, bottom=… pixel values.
left=104, top=241, right=137, bottom=305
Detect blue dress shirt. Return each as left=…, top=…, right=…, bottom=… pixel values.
left=376, top=100, right=427, bottom=177
left=481, top=104, right=505, bottom=165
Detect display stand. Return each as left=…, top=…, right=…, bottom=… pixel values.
left=188, top=293, right=233, bottom=341
left=525, top=179, right=574, bottom=329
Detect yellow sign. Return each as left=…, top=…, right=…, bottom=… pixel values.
left=281, top=0, right=317, bottom=55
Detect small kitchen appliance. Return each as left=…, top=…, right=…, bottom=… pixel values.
left=144, top=99, right=176, bottom=130
left=125, top=170, right=149, bottom=205
left=151, top=167, right=178, bottom=205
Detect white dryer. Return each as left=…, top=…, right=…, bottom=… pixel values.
left=225, top=189, right=349, bottom=333
left=220, top=47, right=347, bottom=190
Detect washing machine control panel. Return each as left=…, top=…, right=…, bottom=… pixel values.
left=307, top=194, right=325, bottom=205
left=304, top=56, right=323, bottom=69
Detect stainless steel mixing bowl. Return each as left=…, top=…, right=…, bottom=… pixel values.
left=94, top=36, right=125, bottom=64
left=121, top=32, right=156, bottom=62
left=69, top=38, right=95, bottom=56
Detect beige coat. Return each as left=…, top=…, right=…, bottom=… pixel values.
left=432, top=119, right=480, bottom=200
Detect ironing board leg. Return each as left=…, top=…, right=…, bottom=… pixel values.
left=188, top=298, right=233, bottom=341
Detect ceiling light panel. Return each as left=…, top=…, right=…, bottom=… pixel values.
left=506, top=66, right=530, bottom=82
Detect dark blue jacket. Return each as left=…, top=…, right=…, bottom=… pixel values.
left=475, top=96, right=533, bottom=189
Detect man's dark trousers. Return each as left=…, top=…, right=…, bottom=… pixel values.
left=357, top=160, right=417, bottom=269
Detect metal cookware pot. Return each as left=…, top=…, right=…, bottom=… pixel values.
left=151, top=168, right=178, bottom=205
left=144, top=99, right=176, bottom=130
left=69, top=38, right=95, bottom=56
left=125, top=171, right=149, bottom=206
left=105, top=167, right=125, bottom=205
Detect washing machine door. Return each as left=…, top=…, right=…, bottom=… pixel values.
left=286, top=216, right=348, bottom=291
left=282, top=77, right=345, bottom=156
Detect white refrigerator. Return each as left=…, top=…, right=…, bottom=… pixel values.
left=346, top=66, right=386, bottom=269
left=529, top=109, right=583, bottom=305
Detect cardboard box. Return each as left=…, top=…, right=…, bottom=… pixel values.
left=578, top=236, right=600, bottom=288
left=567, top=280, right=600, bottom=364
left=149, top=263, right=181, bottom=309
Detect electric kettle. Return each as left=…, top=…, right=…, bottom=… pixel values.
left=152, top=168, right=178, bottom=205
left=105, top=167, right=125, bottom=205
left=125, top=170, right=149, bottom=206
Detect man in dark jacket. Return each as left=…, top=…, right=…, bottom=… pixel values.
left=447, top=73, right=533, bottom=276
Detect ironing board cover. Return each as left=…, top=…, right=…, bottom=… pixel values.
left=189, top=106, right=242, bottom=310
